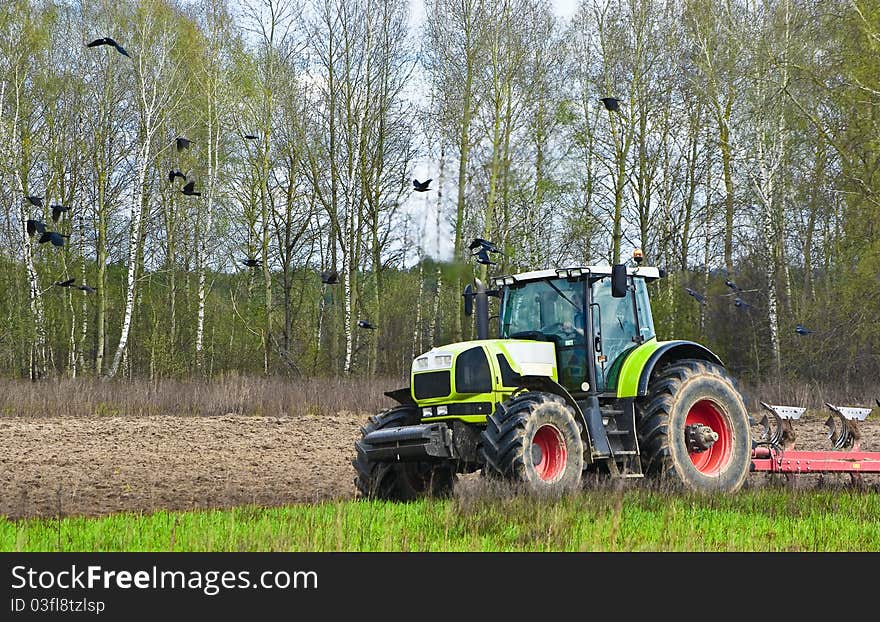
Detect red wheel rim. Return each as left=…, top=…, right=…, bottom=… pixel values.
left=685, top=400, right=731, bottom=475
left=532, top=424, right=567, bottom=481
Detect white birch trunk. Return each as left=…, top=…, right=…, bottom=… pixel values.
left=196, top=97, right=216, bottom=373
left=107, top=150, right=148, bottom=378
left=7, top=84, right=48, bottom=378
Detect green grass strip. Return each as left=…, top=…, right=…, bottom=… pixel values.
left=2, top=489, right=878, bottom=552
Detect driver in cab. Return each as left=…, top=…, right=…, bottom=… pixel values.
left=561, top=291, right=585, bottom=339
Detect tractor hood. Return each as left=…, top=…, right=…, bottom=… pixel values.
left=410, top=339, right=558, bottom=405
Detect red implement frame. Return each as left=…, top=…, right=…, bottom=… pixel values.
left=749, top=402, right=880, bottom=474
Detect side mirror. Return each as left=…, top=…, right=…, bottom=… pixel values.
left=463, top=284, right=474, bottom=316
left=611, top=264, right=627, bottom=298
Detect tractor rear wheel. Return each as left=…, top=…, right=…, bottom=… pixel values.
left=480, top=391, right=584, bottom=494
left=353, top=405, right=455, bottom=501
left=636, top=359, right=751, bottom=493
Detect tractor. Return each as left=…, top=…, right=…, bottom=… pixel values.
left=353, top=253, right=754, bottom=499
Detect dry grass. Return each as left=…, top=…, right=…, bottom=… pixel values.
left=741, top=378, right=878, bottom=411
left=0, top=374, right=401, bottom=418
left=0, top=374, right=873, bottom=419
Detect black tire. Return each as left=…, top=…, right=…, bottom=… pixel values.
left=635, top=359, right=752, bottom=493
left=480, top=391, right=584, bottom=493
left=353, top=405, right=455, bottom=501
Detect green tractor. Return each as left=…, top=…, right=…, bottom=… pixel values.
left=353, top=257, right=752, bottom=499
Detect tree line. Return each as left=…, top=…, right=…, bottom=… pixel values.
left=0, top=0, right=878, bottom=387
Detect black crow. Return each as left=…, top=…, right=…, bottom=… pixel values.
left=25, top=196, right=43, bottom=207
left=51, top=204, right=71, bottom=222
left=734, top=297, right=751, bottom=309
left=78, top=284, right=97, bottom=293
left=38, top=231, right=68, bottom=247
left=244, top=134, right=259, bottom=140
left=795, top=324, right=813, bottom=336
left=176, top=136, right=192, bottom=151
left=86, top=37, right=130, bottom=58
left=181, top=180, right=201, bottom=196
left=685, top=287, right=707, bottom=306
left=600, top=97, right=620, bottom=112
left=320, top=269, right=339, bottom=285
left=468, top=238, right=501, bottom=254
left=357, top=320, right=376, bottom=330
left=26, top=219, right=47, bottom=237
left=54, top=278, right=76, bottom=288
left=168, top=169, right=186, bottom=183
left=412, top=178, right=432, bottom=192
left=473, top=248, right=497, bottom=266
left=242, top=258, right=261, bottom=268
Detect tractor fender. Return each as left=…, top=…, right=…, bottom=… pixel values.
left=384, top=387, right=417, bottom=406
left=616, top=340, right=723, bottom=398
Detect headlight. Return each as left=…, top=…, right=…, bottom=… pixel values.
left=434, top=354, right=453, bottom=368
left=415, top=356, right=429, bottom=370
left=436, top=405, right=448, bottom=416
left=422, top=407, right=433, bottom=417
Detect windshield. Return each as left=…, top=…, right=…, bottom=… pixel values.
left=500, top=278, right=584, bottom=338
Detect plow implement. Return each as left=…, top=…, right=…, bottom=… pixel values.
left=750, top=402, right=880, bottom=477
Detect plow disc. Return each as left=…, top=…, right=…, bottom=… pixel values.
left=751, top=402, right=880, bottom=479
left=823, top=403, right=869, bottom=450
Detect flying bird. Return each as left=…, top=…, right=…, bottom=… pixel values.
left=412, top=178, right=432, bottom=192
left=86, top=37, right=130, bottom=58
left=795, top=324, right=813, bottom=336
left=38, top=231, right=68, bottom=247
left=51, top=204, right=71, bottom=222
left=725, top=279, right=742, bottom=292
left=54, top=278, right=76, bottom=288
left=244, top=134, right=259, bottom=140
left=176, top=136, right=192, bottom=152
left=25, top=196, right=43, bottom=207
left=78, top=284, right=97, bottom=293
left=876, top=398, right=880, bottom=409
left=600, top=97, right=620, bottom=112
left=242, top=258, right=261, bottom=268
left=168, top=168, right=186, bottom=183
left=685, top=287, right=707, bottom=306
left=473, top=248, right=497, bottom=266
left=357, top=320, right=376, bottom=330
left=26, top=219, right=47, bottom=237
left=468, top=238, right=502, bottom=254
left=320, top=269, right=339, bottom=285
left=181, top=180, right=201, bottom=196
left=734, top=297, right=751, bottom=309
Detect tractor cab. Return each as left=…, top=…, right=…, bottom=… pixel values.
left=493, top=265, right=660, bottom=395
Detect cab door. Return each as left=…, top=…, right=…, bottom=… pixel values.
left=591, top=276, right=640, bottom=392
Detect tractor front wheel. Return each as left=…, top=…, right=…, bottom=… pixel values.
left=636, top=359, right=751, bottom=493
left=353, top=405, right=456, bottom=501
left=480, top=391, right=584, bottom=494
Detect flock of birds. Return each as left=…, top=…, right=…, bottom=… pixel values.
left=684, top=278, right=814, bottom=337
left=23, top=56, right=762, bottom=338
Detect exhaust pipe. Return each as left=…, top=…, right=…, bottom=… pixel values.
left=463, top=278, right=490, bottom=340
left=474, top=277, right=489, bottom=339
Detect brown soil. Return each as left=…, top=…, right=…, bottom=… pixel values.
left=0, top=412, right=373, bottom=520
left=2, top=408, right=879, bottom=520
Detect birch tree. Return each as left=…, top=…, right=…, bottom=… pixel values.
left=107, top=0, right=189, bottom=378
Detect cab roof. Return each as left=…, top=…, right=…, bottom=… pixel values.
left=492, top=265, right=662, bottom=287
